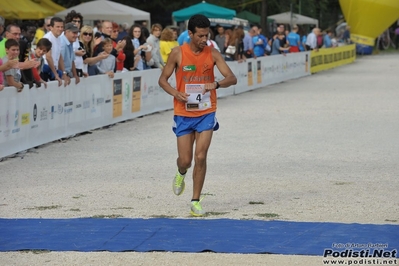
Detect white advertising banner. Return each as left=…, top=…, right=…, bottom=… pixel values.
left=0, top=52, right=311, bottom=158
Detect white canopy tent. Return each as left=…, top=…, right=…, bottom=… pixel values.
left=55, top=0, right=150, bottom=25
left=268, top=12, right=318, bottom=27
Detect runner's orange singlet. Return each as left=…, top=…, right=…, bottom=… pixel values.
left=174, top=43, right=216, bottom=117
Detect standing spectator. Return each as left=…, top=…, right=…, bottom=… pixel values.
left=44, top=17, right=53, bottom=34
left=323, top=30, right=333, bottom=48
left=0, top=24, right=39, bottom=76
left=342, top=25, right=351, bottom=44
left=94, top=21, right=125, bottom=61
left=298, top=27, right=307, bottom=51
left=29, top=38, right=52, bottom=88
left=93, top=20, right=101, bottom=35
left=146, top=23, right=164, bottom=68
left=224, top=28, right=233, bottom=51
left=129, top=24, right=151, bottom=70
left=33, top=20, right=46, bottom=46
left=167, top=26, right=179, bottom=41
left=271, top=34, right=290, bottom=55
left=60, top=23, right=80, bottom=85
left=117, top=23, right=129, bottom=42
left=394, top=26, right=399, bottom=50
left=306, top=27, right=319, bottom=51
left=214, top=25, right=226, bottom=55
left=160, top=28, right=179, bottom=64
left=111, top=22, right=126, bottom=72
left=96, top=38, right=115, bottom=78
left=65, top=10, right=85, bottom=77
left=19, top=22, right=37, bottom=87
left=0, top=55, right=19, bottom=91
left=0, top=16, right=5, bottom=38
left=234, top=27, right=245, bottom=61
left=252, top=24, right=268, bottom=57
left=122, top=35, right=138, bottom=71
left=177, top=29, right=190, bottom=45
left=42, top=17, right=66, bottom=86
left=287, top=25, right=301, bottom=52
left=2, top=39, right=24, bottom=92
left=272, top=24, right=287, bottom=48
left=79, top=25, right=105, bottom=76
left=242, top=26, right=254, bottom=58
left=207, top=31, right=220, bottom=52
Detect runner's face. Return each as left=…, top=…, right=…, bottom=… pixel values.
left=190, top=27, right=209, bottom=49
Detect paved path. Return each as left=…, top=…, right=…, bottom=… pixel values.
left=1, top=54, right=398, bottom=265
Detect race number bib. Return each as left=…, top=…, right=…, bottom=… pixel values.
left=185, top=84, right=211, bottom=111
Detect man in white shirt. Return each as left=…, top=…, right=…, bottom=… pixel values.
left=42, top=17, right=67, bottom=86
left=306, top=27, right=320, bottom=51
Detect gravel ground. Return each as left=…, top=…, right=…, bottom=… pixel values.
left=1, top=54, right=398, bottom=265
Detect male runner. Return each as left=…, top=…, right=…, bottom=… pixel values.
left=158, top=14, right=237, bottom=216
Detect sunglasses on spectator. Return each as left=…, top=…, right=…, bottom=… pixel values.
left=83, top=32, right=93, bottom=36
left=46, top=24, right=51, bottom=27
left=72, top=20, right=81, bottom=23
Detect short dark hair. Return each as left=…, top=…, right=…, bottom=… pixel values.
left=50, top=17, right=64, bottom=27
left=188, top=14, right=210, bottom=34
left=36, top=38, right=52, bottom=51
left=5, top=38, right=19, bottom=49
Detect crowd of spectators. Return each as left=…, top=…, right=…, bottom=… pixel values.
left=0, top=11, right=349, bottom=93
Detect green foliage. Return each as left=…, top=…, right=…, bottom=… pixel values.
left=53, top=0, right=342, bottom=29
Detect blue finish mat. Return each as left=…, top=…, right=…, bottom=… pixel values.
left=0, top=218, right=398, bottom=254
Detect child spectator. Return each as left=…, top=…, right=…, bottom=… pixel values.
left=96, top=38, right=115, bottom=78
left=0, top=56, right=19, bottom=91
left=2, top=39, right=24, bottom=92
left=29, top=38, right=52, bottom=88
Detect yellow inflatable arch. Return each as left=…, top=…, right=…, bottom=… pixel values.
left=339, top=0, right=399, bottom=46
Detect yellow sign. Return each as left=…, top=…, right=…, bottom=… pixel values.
left=339, top=0, right=399, bottom=46
left=247, top=62, right=253, bottom=86
left=21, top=113, right=30, bottom=125
left=310, top=44, right=356, bottom=73
left=132, top=77, right=141, bottom=113
left=257, top=61, right=262, bottom=84
left=113, top=79, right=122, bottom=118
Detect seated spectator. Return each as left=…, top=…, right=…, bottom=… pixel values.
left=29, top=38, right=52, bottom=88
left=2, top=39, right=24, bottom=92
left=271, top=34, right=290, bottom=55
left=96, top=38, right=115, bottom=78
left=160, top=28, right=179, bottom=64
left=79, top=25, right=106, bottom=76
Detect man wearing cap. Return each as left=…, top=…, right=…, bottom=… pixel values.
left=60, top=22, right=80, bottom=85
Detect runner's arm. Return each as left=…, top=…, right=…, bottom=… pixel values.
left=158, top=47, right=183, bottom=99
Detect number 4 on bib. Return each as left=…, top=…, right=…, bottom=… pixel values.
left=185, top=84, right=211, bottom=111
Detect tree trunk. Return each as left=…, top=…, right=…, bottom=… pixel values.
left=261, top=0, right=268, bottom=37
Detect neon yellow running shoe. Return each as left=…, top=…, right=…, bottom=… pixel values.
left=173, top=169, right=185, bottom=196
left=190, top=198, right=205, bottom=217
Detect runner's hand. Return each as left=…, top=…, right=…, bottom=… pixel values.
left=175, top=91, right=189, bottom=102
left=202, top=82, right=216, bottom=95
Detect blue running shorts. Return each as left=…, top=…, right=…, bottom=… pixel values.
left=173, top=112, right=219, bottom=137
